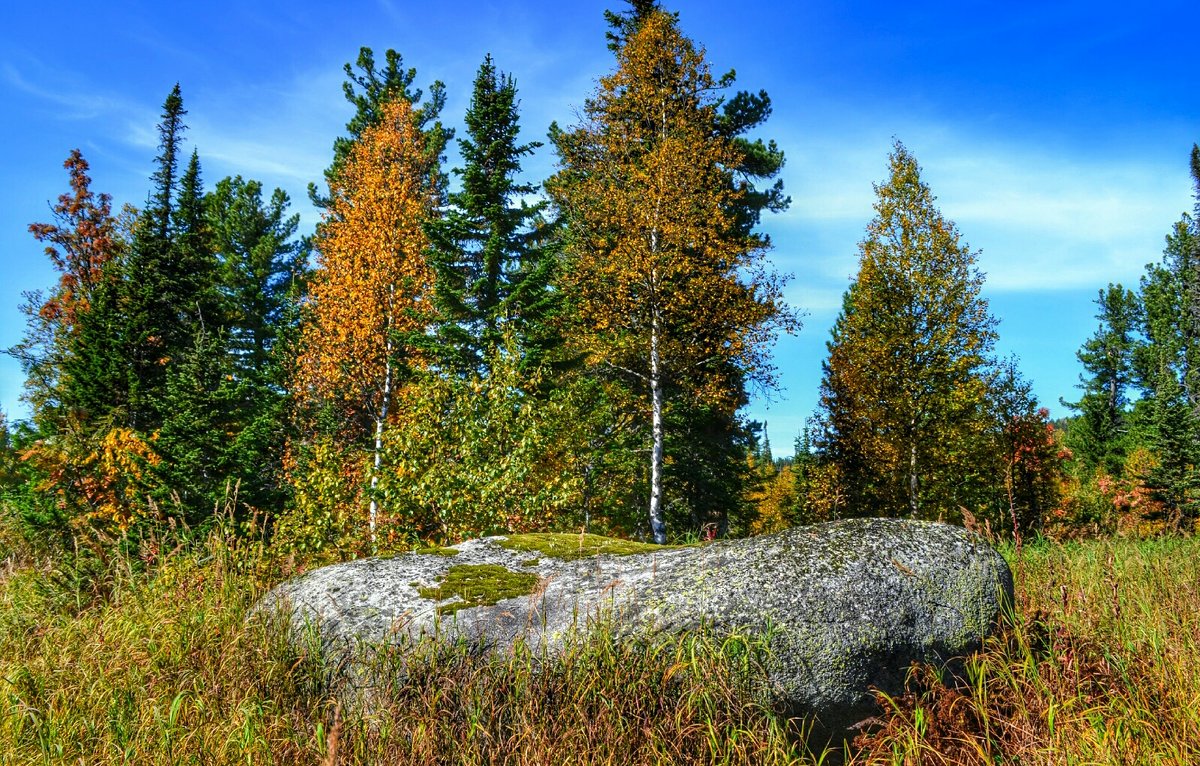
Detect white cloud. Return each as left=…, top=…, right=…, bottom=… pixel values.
left=767, top=120, right=1193, bottom=293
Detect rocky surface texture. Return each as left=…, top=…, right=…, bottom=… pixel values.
left=259, top=518, right=1013, bottom=733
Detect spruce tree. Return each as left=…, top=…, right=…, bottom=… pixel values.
left=1066, top=284, right=1140, bottom=475
left=123, top=85, right=218, bottom=431
left=426, top=55, right=555, bottom=375
left=310, top=47, right=450, bottom=208
left=206, top=176, right=305, bottom=512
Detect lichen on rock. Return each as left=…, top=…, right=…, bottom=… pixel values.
left=497, top=532, right=683, bottom=560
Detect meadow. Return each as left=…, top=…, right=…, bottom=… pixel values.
left=2, top=513, right=1198, bottom=765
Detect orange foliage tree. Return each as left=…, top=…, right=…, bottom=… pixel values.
left=548, top=10, right=793, bottom=543
left=294, top=97, right=438, bottom=540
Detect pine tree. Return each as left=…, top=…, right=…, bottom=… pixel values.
left=816, top=141, right=997, bottom=520
left=549, top=9, right=794, bottom=543
left=208, top=176, right=304, bottom=376
left=310, top=47, right=450, bottom=208
left=1066, top=284, right=1140, bottom=475
left=426, top=55, right=555, bottom=375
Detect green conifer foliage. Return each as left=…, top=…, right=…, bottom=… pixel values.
left=1066, top=285, right=1141, bottom=475
left=310, top=47, right=450, bottom=208
left=426, top=55, right=556, bottom=375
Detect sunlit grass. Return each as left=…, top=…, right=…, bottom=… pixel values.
left=852, top=536, right=1200, bottom=765
left=2, top=511, right=1199, bottom=765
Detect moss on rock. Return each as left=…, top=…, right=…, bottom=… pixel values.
left=418, top=564, right=539, bottom=615
left=499, top=532, right=684, bottom=561
left=414, top=546, right=460, bottom=557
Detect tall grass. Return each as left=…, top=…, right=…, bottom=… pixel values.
left=0, top=515, right=817, bottom=765
left=3, top=508, right=1199, bottom=764
left=852, top=536, right=1200, bottom=764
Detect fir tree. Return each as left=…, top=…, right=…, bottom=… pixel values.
left=1066, top=284, right=1140, bottom=475
left=426, top=55, right=555, bottom=375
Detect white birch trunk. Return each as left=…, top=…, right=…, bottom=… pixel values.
left=649, top=306, right=666, bottom=545
left=908, top=440, right=919, bottom=518
left=368, top=284, right=396, bottom=546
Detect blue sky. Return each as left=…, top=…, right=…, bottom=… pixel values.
left=1, top=1, right=1197, bottom=455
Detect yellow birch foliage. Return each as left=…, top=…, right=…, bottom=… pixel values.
left=549, top=10, right=788, bottom=412
left=817, top=141, right=996, bottom=520
left=295, top=97, right=436, bottom=430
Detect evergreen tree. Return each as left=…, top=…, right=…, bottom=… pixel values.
left=156, top=322, right=236, bottom=518
left=816, top=141, right=997, bottom=520
left=203, top=176, right=304, bottom=514
left=426, top=55, right=556, bottom=375
left=1131, top=145, right=1200, bottom=523
left=1065, top=284, right=1140, bottom=475
left=310, top=47, right=450, bottom=208
left=207, top=176, right=304, bottom=377
left=122, top=86, right=217, bottom=431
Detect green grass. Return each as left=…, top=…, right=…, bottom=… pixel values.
left=3, top=514, right=1200, bottom=765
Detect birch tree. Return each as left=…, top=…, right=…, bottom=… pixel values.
left=549, top=9, right=791, bottom=543
left=295, top=97, right=437, bottom=540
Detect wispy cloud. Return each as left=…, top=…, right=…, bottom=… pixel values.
left=3, top=63, right=131, bottom=121
left=768, top=121, right=1192, bottom=293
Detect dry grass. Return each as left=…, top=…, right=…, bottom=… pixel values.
left=2, top=514, right=1198, bottom=765
left=851, top=536, right=1200, bottom=764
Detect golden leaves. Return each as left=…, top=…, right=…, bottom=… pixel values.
left=296, top=97, right=437, bottom=420
left=549, top=9, right=776, bottom=406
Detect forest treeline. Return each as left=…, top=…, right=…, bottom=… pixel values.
left=2, top=0, right=1198, bottom=559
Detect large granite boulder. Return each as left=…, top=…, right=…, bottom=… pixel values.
left=259, top=518, right=1012, bottom=733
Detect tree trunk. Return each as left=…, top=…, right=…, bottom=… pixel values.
left=649, top=306, right=666, bottom=545
left=368, top=284, right=396, bottom=547
left=908, top=441, right=919, bottom=518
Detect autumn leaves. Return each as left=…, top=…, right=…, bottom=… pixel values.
left=290, top=8, right=794, bottom=547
